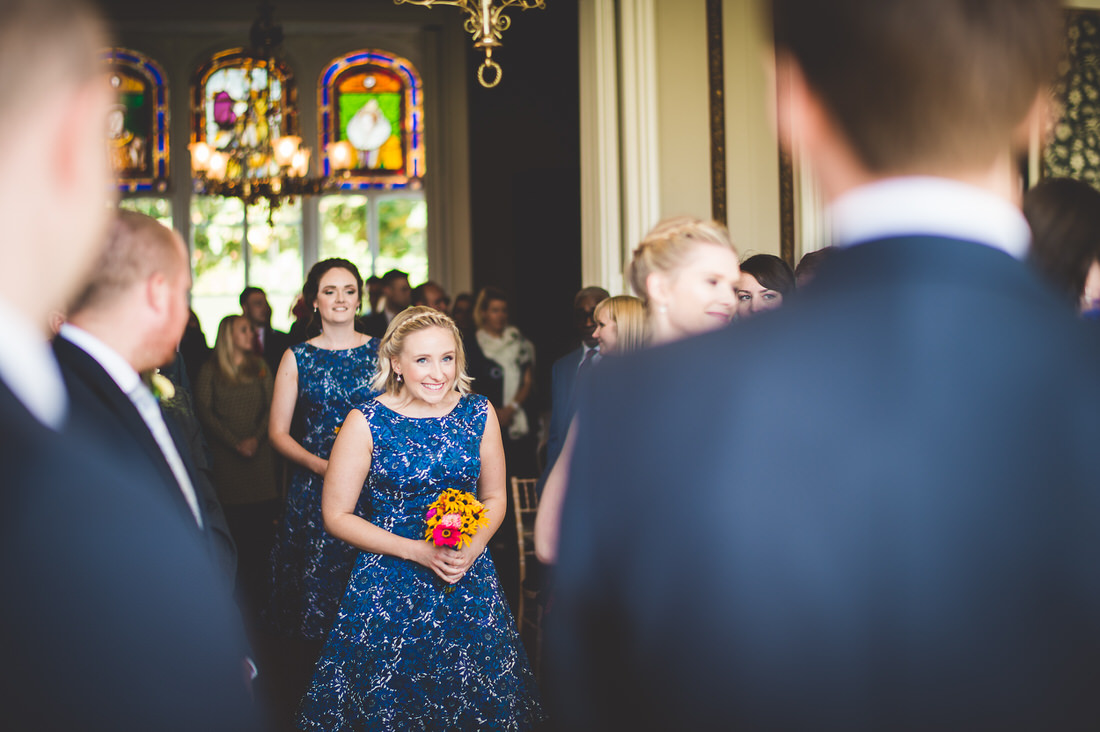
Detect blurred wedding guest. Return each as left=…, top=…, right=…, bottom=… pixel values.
left=736, top=253, right=796, bottom=318
left=195, top=315, right=280, bottom=620
left=534, top=295, right=647, bottom=564
left=180, top=307, right=212, bottom=380
left=55, top=210, right=237, bottom=589
left=539, top=286, right=609, bottom=493
left=366, top=274, right=384, bottom=314
left=451, top=292, right=476, bottom=333
left=241, top=285, right=291, bottom=373
left=362, top=268, right=411, bottom=337
left=794, top=247, right=834, bottom=288
left=411, top=279, right=450, bottom=312
left=550, top=1, right=1100, bottom=729
left=288, top=292, right=312, bottom=343
left=298, top=307, right=545, bottom=729
left=475, top=286, right=536, bottom=475
left=266, top=258, right=380, bottom=641
left=0, top=4, right=259, bottom=728
left=629, top=216, right=740, bottom=343
left=452, top=291, right=503, bottom=406
left=1023, top=176, right=1100, bottom=313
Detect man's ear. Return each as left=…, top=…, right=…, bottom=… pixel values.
left=146, top=272, right=170, bottom=314
left=775, top=51, right=827, bottom=160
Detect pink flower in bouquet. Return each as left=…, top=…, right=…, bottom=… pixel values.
left=439, top=513, right=462, bottom=529
left=431, top=522, right=461, bottom=548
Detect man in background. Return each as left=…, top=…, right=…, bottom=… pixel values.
left=538, top=286, right=608, bottom=493
left=411, top=280, right=450, bottom=312
left=362, top=268, right=411, bottom=336
left=241, top=285, right=290, bottom=372
left=0, top=2, right=260, bottom=728
left=550, top=0, right=1100, bottom=728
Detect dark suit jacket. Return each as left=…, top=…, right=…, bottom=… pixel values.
left=538, top=347, right=584, bottom=493
left=0, top=379, right=262, bottom=730
left=360, top=311, right=390, bottom=339
left=54, top=335, right=237, bottom=588
left=550, top=236, right=1100, bottom=730
left=260, top=325, right=291, bottom=374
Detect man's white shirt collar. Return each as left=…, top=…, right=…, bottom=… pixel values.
left=0, top=298, right=66, bottom=430
left=828, top=177, right=1031, bottom=260
left=59, top=323, right=141, bottom=395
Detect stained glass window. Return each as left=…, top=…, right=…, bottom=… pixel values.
left=320, top=50, right=424, bottom=190
left=192, top=49, right=298, bottom=179
left=101, top=48, right=169, bottom=193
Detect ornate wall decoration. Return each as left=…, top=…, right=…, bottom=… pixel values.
left=101, top=48, right=169, bottom=193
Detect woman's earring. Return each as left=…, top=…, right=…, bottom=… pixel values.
left=396, top=373, right=403, bottom=384
left=657, top=304, right=668, bottom=314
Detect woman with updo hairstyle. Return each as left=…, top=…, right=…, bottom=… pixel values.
left=627, top=216, right=740, bottom=343
left=299, top=306, right=545, bottom=730
left=194, top=314, right=279, bottom=618
left=534, top=294, right=648, bottom=564
left=1023, top=176, right=1100, bottom=314
left=265, top=257, right=381, bottom=641
left=736, top=253, right=796, bottom=319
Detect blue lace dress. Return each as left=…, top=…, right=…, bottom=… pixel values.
left=265, top=340, right=379, bottom=640
left=298, top=394, right=545, bottom=731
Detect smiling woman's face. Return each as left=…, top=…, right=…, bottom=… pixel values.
left=313, top=267, right=360, bottom=325
left=391, top=326, right=458, bottom=405
left=650, top=243, right=740, bottom=340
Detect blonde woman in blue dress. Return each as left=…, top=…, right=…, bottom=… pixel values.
left=299, top=307, right=544, bottom=730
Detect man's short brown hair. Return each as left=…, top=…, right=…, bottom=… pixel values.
left=69, top=210, right=186, bottom=314
left=770, top=0, right=1063, bottom=174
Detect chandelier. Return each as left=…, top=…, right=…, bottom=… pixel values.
left=188, top=1, right=321, bottom=212
left=394, top=0, right=546, bottom=88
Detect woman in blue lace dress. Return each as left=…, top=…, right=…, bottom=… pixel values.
left=299, top=307, right=545, bottom=731
left=265, top=258, right=379, bottom=640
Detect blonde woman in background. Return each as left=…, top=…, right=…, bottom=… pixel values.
left=628, top=216, right=740, bottom=342
left=534, top=295, right=648, bottom=564
left=194, top=314, right=279, bottom=618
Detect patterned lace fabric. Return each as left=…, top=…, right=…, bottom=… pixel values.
left=298, top=393, right=545, bottom=731
left=264, top=340, right=380, bottom=640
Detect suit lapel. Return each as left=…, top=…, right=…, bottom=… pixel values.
left=54, top=336, right=199, bottom=527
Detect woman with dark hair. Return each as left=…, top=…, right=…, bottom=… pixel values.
left=1023, top=176, right=1100, bottom=314
left=736, top=253, right=796, bottom=318
left=194, top=314, right=278, bottom=619
left=265, top=258, right=380, bottom=641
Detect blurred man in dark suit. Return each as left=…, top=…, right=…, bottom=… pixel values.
left=241, top=285, right=290, bottom=373
left=0, top=2, right=261, bottom=729
left=550, top=1, right=1100, bottom=729
left=361, top=268, right=411, bottom=336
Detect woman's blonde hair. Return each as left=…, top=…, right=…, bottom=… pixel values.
left=371, top=306, right=473, bottom=395
left=473, top=286, right=508, bottom=331
left=213, top=315, right=265, bottom=383
left=627, top=216, right=737, bottom=301
left=594, top=295, right=648, bottom=355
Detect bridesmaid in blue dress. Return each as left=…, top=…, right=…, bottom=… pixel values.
left=299, top=307, right=545, bottom=730
left=265, top=259, right=379, bottom=640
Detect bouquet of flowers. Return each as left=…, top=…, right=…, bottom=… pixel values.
left=424, top=488, right=489, bottom=549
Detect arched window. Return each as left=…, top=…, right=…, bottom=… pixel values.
left=189, top=49, right=303, bottom=338
left=101, top=48, right=169, bottom=193
left=320, top=50, right=424, bottom=189
left=318, top=50, right=427, bottom=284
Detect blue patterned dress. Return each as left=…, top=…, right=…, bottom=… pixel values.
left=265, top=340, right=379, bottom=640
left=298, top=394, right=545, bottom=731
